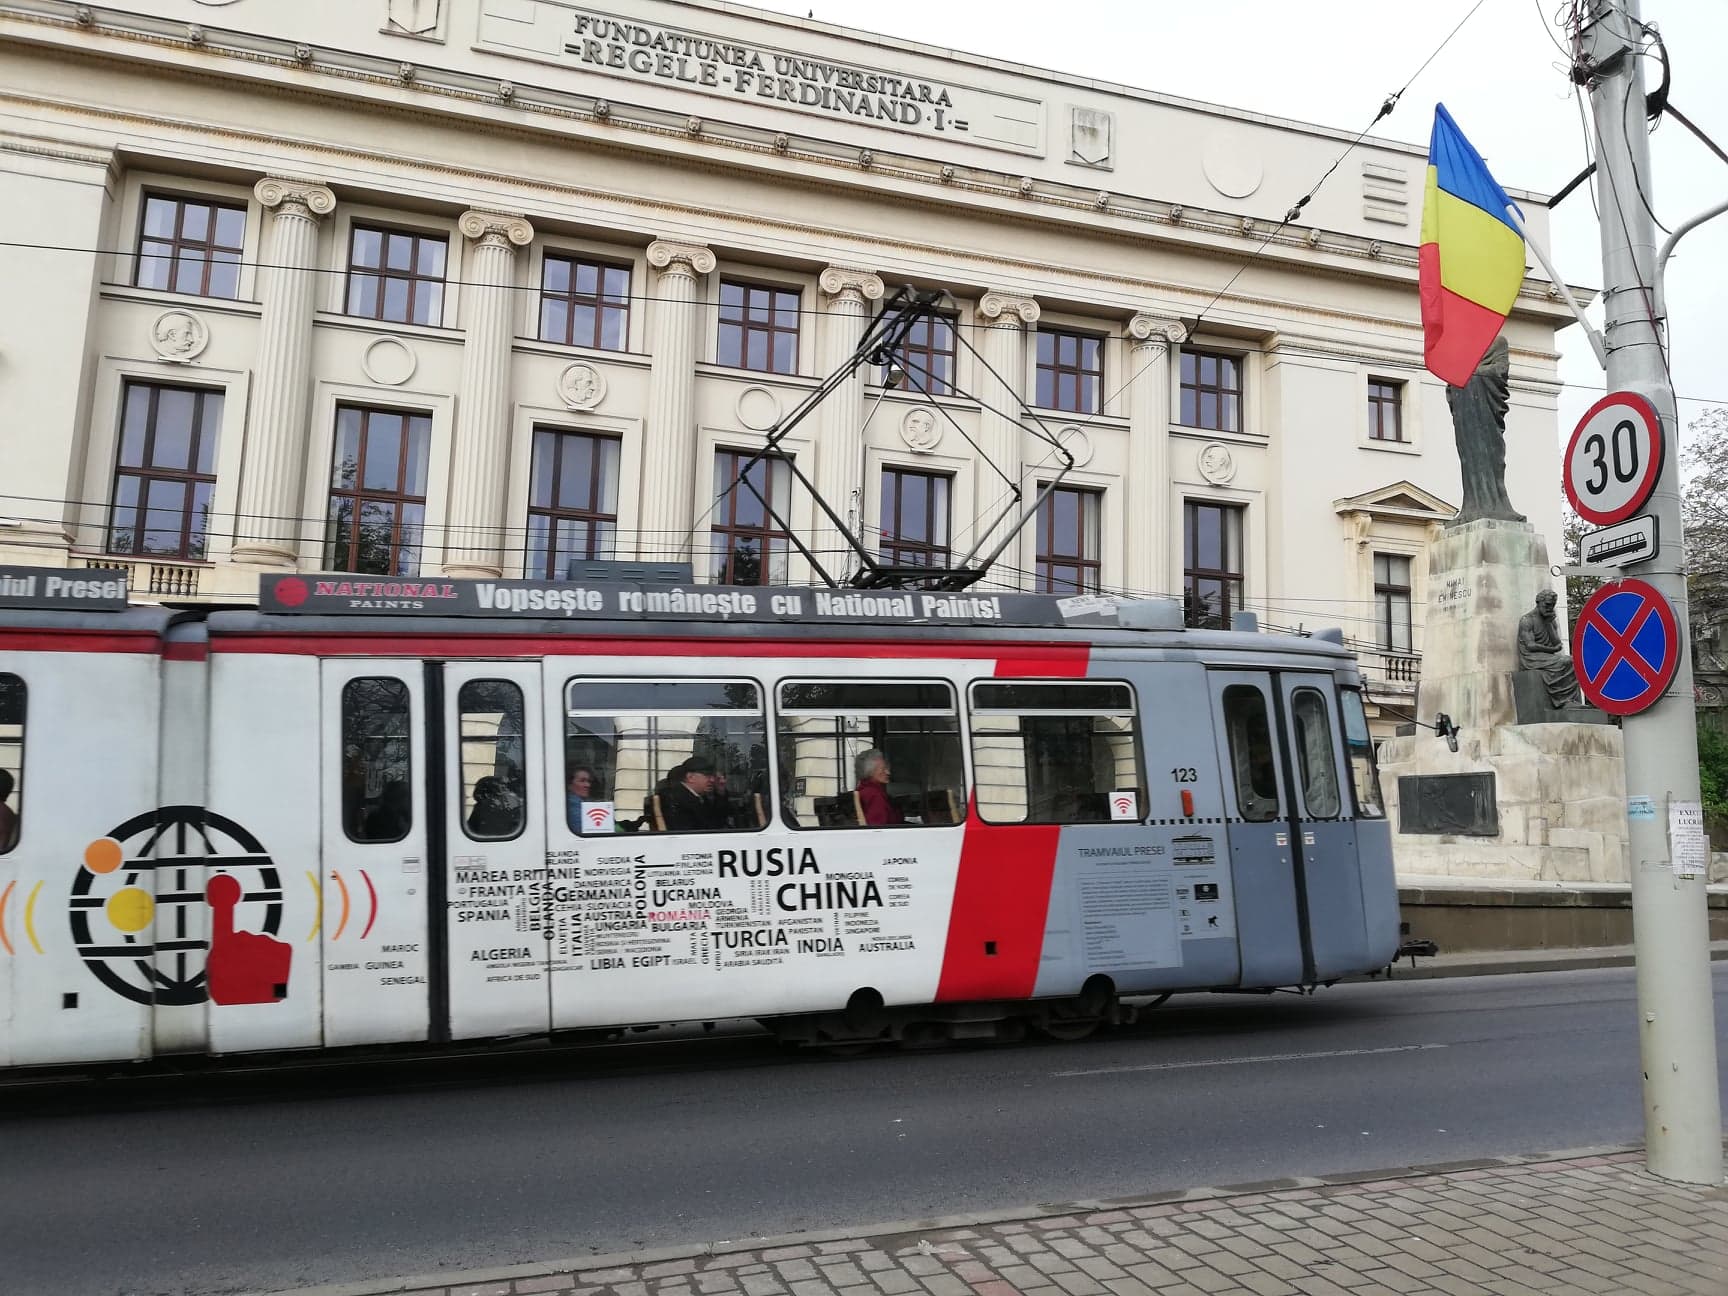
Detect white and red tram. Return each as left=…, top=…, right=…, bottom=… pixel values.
left=0, top=571, right=1398, bottom=1068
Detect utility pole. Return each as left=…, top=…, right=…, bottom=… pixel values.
left=1583, top=0, right=1722, bottom=1184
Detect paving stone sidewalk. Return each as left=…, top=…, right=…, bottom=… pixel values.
left=282, top=1147, right=1728, bottom=1296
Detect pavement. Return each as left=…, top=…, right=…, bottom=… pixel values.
left=264, top=1143, right=1728, bottom=1296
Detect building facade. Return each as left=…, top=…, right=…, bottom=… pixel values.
left=0, top=0, right=1576, bottom=726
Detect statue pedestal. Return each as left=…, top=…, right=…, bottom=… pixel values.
left=1380, top=517, right=1628, bottom=882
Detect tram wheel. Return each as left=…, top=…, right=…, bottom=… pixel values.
left=1034, top=1016, right=1100, bottom=1042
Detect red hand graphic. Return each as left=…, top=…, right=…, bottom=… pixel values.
left=205, top=873, right=292, bottom=1006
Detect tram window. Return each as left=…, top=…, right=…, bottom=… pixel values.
left=1221, top=685, right=1279, bottom=822
left=1339, top=688, right=1385, bottom=818
left=0, top=674, right=23, bottom=854
left=342, top=677, right=412, bottom=844
left=967, top=681, right=1144, bottom=825
left=776, top=681, right=965, bottom=829
left=566, top=678, right=766, bottom=834
left=458, top=680, right=527, bottom=842
left=1290, top=689, right=1342, bottom=819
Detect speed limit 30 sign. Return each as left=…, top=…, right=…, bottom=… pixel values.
left=1563, top=391, right=1664, bottom=526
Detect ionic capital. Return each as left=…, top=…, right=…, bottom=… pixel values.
left=818, top=265, right=885, bottom=305
left=458, top=210, right=534, bottom=248
left=1128, top=313, right=1188, bottom=347
left=978, top=290, right=1040, bottom=327
left=647, top=239, right=717, bottom=277
left=253, top=176, right=336, bottom=219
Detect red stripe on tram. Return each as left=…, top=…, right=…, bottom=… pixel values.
left=935, top=651, right=1089, bottom=1004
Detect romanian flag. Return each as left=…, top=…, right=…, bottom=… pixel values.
left=1420, top=105, right=1525, bottom=387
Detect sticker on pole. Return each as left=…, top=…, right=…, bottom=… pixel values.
left=1572, top=578, right=1680, bottom=716
left=1563, top=391, right=1664, bottom=526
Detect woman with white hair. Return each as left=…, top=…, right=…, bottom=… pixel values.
left=854, top=748, right=903, bottom=826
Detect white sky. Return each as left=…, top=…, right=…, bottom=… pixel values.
left=749, top=0, right=1728, bottom=447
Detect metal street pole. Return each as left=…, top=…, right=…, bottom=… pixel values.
left=1584, top=0, right=1722, bottom=1183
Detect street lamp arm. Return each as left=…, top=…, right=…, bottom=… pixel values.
left=1655, top=195, right=1728, bottom=319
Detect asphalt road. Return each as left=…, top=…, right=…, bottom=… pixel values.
left=4, top=964, right=1726, bottom=1296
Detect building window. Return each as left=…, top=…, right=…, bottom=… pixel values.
left=527, top=429, right=620, bottom=579
left=108, top=382, right=221, bottom=560
left=1035, top=329, right=1103, bottom=414
left=540, top=254, right=630, bottom=350
left=1180, top=350, right=1242, bottom=432
left=345, top=224, right=447, bottom=326
left=135, top=194, right=246, bottom=299
left=879, top=468, right=951, bottom=571
left=1184, top=501, right=1245, bottom=628
left=881, top=310, right=957, bottom=396
left=718, top=281, right=799, bottom=374
left=1035, top=485, right=1101, bottom=594
left=326, top=406, right=431, bottom=576
left=1374, top=553, right=1413, bottom=653
left=711, top=450, right=793, bottom=586
left=1368, top=379, right=1404, bottom=442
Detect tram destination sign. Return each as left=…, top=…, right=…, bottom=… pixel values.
left=260, top=575, right=1140, bottom=631
left=0, top=565, right=128, bottom=611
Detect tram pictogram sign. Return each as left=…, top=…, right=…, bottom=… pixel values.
left=1563, top=391, right=1664, bottom=527
left=1572, top=578, right=1680, bottom=716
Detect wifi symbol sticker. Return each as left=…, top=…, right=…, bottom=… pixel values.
left=582, top=801, right=616, bottom=834
left=1109, top=792, right=1138, bottom=822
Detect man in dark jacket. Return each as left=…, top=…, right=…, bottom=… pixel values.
left=660, top=755, right=721, bottom=831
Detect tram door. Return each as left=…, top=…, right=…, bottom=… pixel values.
left=1208, top=671, right=1309, bottom=986
left=438, top=662, right=550, bottom=1041
left=1275, top=674, right=1368, bottom=980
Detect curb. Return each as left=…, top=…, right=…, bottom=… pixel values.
left=1363, top=942, right=1728, bottom=981
left=252, top=1142, right=1645, bottom=1296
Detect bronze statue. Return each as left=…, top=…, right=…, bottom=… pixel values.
left=1518, top=589, right=1582, bottom=709
left=1446, top=334, right=1526, bottom=526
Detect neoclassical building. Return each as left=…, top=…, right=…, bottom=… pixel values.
left=0, top=0, right=1575, bottom=724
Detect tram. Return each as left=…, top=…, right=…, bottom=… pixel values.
left=0, top=570, right=1397, bottom=1068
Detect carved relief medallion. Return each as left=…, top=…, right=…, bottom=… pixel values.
left=362, top=336, right=417, bottom=386
left=149, top=310, right=209, bottom=363
left=900, top=406, right=942, bottom=454
left=557, top=362, right=606, bottom=411
left=736, top=386, right=781, bottom=432
left=1055, top=425, right=1095, bottom=467
left=1197, top=442, right=1237, bottom=485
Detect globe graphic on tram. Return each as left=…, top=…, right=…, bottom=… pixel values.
left=69, top=807, right=286, bottom=1007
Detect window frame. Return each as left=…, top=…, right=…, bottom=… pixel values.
left=538, top=251, right=632, bottom=351
left=879, top=308, right=957, bottom=396
left=1220, top=683, right=1281, bottom=823
left=526, top=427, right=622, bottom=580
left=341, top=676, right=414, bottom=845
left=879, top=466, right=952, bottom=571
left=717, top=279, right=801, bottom=376
left=710, top=449, right=794, bottom=587
left=325, top=404, right=433, bottom=577
left=134, top=191, right=247, bottom=300
left=1034, top=483, right=1102, bottom=594
left=344, top=221, right=449, bottom=327
left=1367, top=379, right=1405, bottom=443
left=1034, top=327, right=1105, bottom=415
left=1179, top=348, right=1244, bottom=432
left=1373, top=552, right=1414, bottom=654
left=108, top=380, right=223, bottom=561
left=966, top=678, right=1146, bottom=827
left=1289, top=687, right=1343, bottom=820
left=1183, top=500, right=1246, bottom=629
left=457, top=678, right=529, bottom=844
left=0, top=672, right=24, bottom=855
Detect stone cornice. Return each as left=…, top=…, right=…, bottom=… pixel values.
left=647, top=239, right=717, bottom=276
left=979, top=291, right=1040, bottom=327
left=457, top=209, right=534, bottom=247
left=818, top=266, right=885, bottom=304
left=254, top=176, right=335, bottom=218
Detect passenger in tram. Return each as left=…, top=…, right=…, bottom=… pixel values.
left=854, top=749, right=904, bottom=826
left=467, top=776, right=520, bottom=837
left=0, top=768, right=17, bottom=852
left=567, top=765, right=596, bottom=830
left=659, top=755, right=720, bottom=831
left=364, top=780, right=412, bottom=841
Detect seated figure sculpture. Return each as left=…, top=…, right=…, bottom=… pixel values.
left=1517, top=589, right=1583, bottom=709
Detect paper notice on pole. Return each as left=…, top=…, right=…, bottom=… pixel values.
left=1668, top=800, right=1708, bottom=878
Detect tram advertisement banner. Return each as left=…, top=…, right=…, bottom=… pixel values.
left=259, top=574, right=1132, bottom=630
left=0, top=565, right=129, bottom=610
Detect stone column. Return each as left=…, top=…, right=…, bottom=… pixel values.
left=814, top=266, right=884, bottom=581
left=972, top=290, right=1039, bottom=578
left=441, top=211, right=533, bottom=578
left=231, top=177, right=335, bottom=568
left=1124, top=315, right=1186, bottom=597
left=640, top=240, right=716, bottom=566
